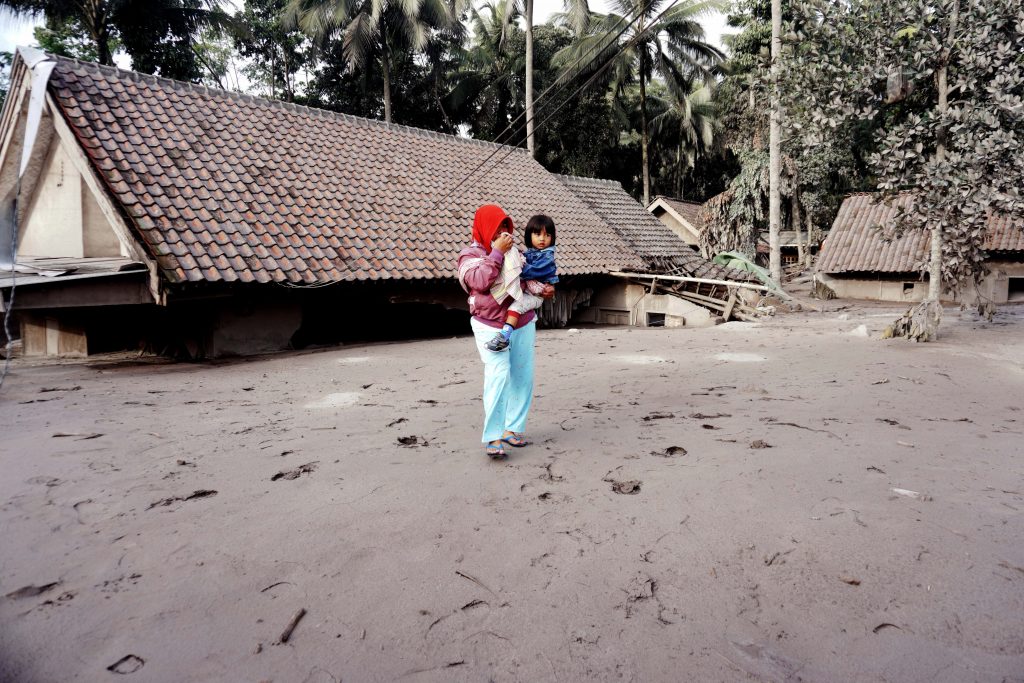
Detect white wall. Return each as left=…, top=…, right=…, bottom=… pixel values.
left=82, top=182, right=124, bottom=257
left=18, top=139, right=82, bottom=257
left=17, top=134, right=123, bottom=258
left=960, top=261, right=1024, bottom=305
left=651, top=208, right=700, bottom=246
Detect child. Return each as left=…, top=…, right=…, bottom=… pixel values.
left=485, top=214, right=559, bottom=352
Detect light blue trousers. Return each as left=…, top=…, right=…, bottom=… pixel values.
left=470, top=318, right=536, bottom=444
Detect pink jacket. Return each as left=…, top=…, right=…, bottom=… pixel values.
left=457, top=243, right=537, bottom=329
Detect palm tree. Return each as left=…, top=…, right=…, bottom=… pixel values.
left=558, top=0, right=723, bottom=204
left=286, top=0, right=459, bottom=123
left=649, top=81, right=716, bottom=199
left=447, top=2, right=524, bottom=139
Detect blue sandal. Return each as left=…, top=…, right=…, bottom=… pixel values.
left=486, top=442, right=507, bottom=459
left=501, top=432, right=529, bottom=447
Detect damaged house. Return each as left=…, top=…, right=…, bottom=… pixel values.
left=0, top=48, right=746, bottom=357
left=816, top=193, right=1024, bottom=304
left=557, top=176, right=758, bottom=327
left=646, top=195, right=704, bottom=249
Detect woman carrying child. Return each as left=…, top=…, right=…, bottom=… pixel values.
left=457, top=205, right=556, bottom=459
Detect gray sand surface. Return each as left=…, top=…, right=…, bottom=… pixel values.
left=1, top=305, right=1023, bottom=682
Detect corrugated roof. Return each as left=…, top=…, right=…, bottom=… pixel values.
left=817, top=193, right=1024, bottom=274
left=651, top=196, right=704, bottom=229
left=46, top=55, right=643, bottom=286
left=557, top=175, right=749, bottom=280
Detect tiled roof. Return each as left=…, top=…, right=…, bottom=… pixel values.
left=556, top=175, right=748, bottom=280
left=652, top=195, right=704, bottom=229
left=986, top=214, right=1024, bottom=251
left=46, top=56, right=643, bottom=285
left=817, top=193, right=1024, bottom=274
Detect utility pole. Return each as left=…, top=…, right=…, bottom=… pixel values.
left=525, top=0, right=536, bottom=157
left=768, top=0, right=782, bottom=284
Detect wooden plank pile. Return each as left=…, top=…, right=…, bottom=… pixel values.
left=610, top=272, right=783, bottom=322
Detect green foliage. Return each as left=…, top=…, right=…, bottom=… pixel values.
left=192, top=27, right=240, bottom=90
left=286, top=0, right=459, bottom=122
left=117, top=1, right=231, bottom=81
left=1, top=0, right=750, bottom=211
left=232, top=0, right=311, bottom=100
left=533, top=25, right=620, bottom=177
left=553, top=0, right=724, bottom=202
left=786, top=0, right=1024, bottom=293
left=33, top=15, right=110, bottom=62
left=303, top=27, right=460, bottom=132
left=1, top=0, right=227, bottom=80
left=707, top=0, right=874, bottom=255
left=446, top=2, right=526, bottom=140
left=0, top=50, right=11, bottom=109
left=649, top=80, right=718, bottom=198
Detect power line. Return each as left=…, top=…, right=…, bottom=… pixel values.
left=430, top=1, right=656, bottom=210
left=438, top=0, right=687, bottom=213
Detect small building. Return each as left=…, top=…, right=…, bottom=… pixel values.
left=756, top=231, right=819, bottom=266
left=815, top=193, right=1024, bottom=303
left=646, top=195, right=703, bottom=248
left=0, top=49, right=741, bottom=357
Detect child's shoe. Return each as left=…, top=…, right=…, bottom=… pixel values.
left=486, top=333, right=510, bottom=352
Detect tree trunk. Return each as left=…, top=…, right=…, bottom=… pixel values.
left=96, top=24, right=112, bottom=66
left=888, top=0, right=958, bottom=342
left=525, top=0, right=535, bottom=156
left=792, top=192, right=805, bottom=268
left=284, top=50, right=292, bottom=102
left=382, top=54, right=393, bottom=124
left=675, top=140, right=683, bottom=199
left=768, top=0, right=783, bottom=285
left=929, top=0, right=957, bottom=302
left=640, top=59, right=650, bottom=206
left=85, top=0, right=113, bottom=66
left=927, top=66, right=947, bottom=302
left=804, top=212, right=814, bottom=267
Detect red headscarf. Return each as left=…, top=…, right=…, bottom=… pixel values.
left=472, top=204, right=513, bottom=248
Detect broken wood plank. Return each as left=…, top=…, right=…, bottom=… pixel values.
left=611, top=271, right=793, bottom=301
left=723, top=289, right=738, bottom=321
left=278, top=608, right=307, bottom=644
left=610, top=271, right=773, bottom=293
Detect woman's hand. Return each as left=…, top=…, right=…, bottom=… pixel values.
left=540, top=284, right=555, bottom=299
left=492, top=233, right=514, bottom=253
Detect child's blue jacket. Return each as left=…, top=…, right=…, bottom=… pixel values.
left=521, top=246, right=558, bottom=283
